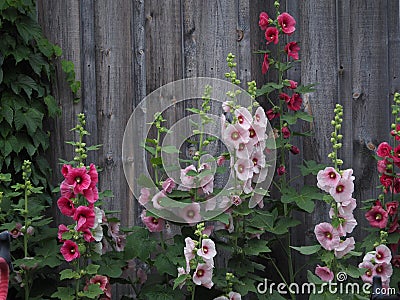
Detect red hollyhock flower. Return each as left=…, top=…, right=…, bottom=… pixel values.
left=87, top=275, right=112, bottom=298
left=61, top=164, right=72, bottom=178
left=392, top=255, right=400, bottom=268
left=279, top=92, right=290, bottom=103
left=288, top=80, right=298, bottom=89
left=57, top=196, right=76, bottom=217
left=58, top=224, right=69, bottom=242
left=376, top=142, right=392, bottom=158
left=392, top=145, right=400, bottom=167
left=60, top=240, right=80, bottom=262
left=88, top=164, right=98, bottom=189
left=285, top=41, right=300, bottom=60
left=265, top=27, right=279, bottom=44
left=390, top=124, right=400, bottom=141
left=288, top=93, right=302, bottom=111
left=73, top=206, right=96, bottom=231
left=83, top=186, right=99, bottom=204
left=282, top=127, right=291, bottom=139
left=277, top=12, right=296, bottom=35
left=60, top=180, right=75, bottom=199
left=277, top=165, right=286, bottom=176
left=377, top=159, right=389, bottom=174
left=266, top=108, right=280, bottom=120
left=365, top=205, right=389, bottom=229
left=388, top=216, right=399, bottom=233
left=259, top=12, right=269, bottom=30
left=386, top=201, right=399, bottom=216
left=290, top=145, right=300, bottom=155
left=65, top=167, right=91, bottom=195
left=380, top=173, right=394, bottom=189
left=262, top=53, right=269, bottom=74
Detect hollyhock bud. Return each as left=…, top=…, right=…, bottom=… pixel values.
left=288, top=80, right=298, bottom=89
left=289, top=145, right=300, bottom=155
left=277, top=165, right=286, bottom=176
left=279, top=92, right=290, bottom=103
left=258, top=12, right=269, bottom=30
left=266, top=108, right=280, bottom=120
left=282, top=127, right=291, bottom=139
left=262, top=53, right=269, bottom=74
left=315, top=265, right=334, bottom=282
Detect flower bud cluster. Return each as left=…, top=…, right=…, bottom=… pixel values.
left=327, top=104, right=344, bottom=166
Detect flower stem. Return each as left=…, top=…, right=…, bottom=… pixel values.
left=191, top=285, right=196, bottom=300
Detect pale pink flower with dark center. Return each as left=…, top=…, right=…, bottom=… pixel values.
left=359, top=261, right=375, bottom=283
left=73, top=206, right=96, bottom=231
left=199, top=163, right=214, bottom=195
left=329, top=176, right=354, bottom=203
left=184, top=237, right=196, bottom=272
left=162, top=178, right=176, bottom=193
left=314, top=222, right=340, bottom=250
left=228, top=292, right=242, bottom=300
left=374, top=245, right=392, bottom=264
left=193, top=262, right=214, bottom=289
left=197, top=239, right=217, bottom=260
left=248, top=124, right=265, bottom=145
left=108, top=222, right=120, bottom=240
left=236, top=142, right=253, bottom=159
left=138, top=187, right=151, bottom=205
left=151, top=190, right=167, bottom=210
left=141, top=210, right=165, bottom=232
left=284, top=42, right=300, bottom=60
left=114, top=234, right=126, bottom=252
left=222, top=101, right=231, bottom=113
left=265, top=27, right=279, bottom=44
left=258, top=12, right=269, bottom=30
left=277, top=12, right=296, bottom=35
left=374, top=262, right=393, bottom=282
left=231, top=195, right=242, bottom=206
left=315, top=265, right=334, bottom=282
left=10, top=223, right=23, bottom=238
left=180, top=165, right=197, bottom=190
left=57, top=196, right=76, bottom=217
left=60, top=240, right=80, bottom=262
left=338, top=198, right=357, bottom=216
left=253, top=166, right=268, bottom=184
left=253, top=107, right=267, bottom=128
left=317, top=167, right=340, bottom=192
left=235, top=107, right=253, bottom=130
left=234, top=158, right=253, bottom=181
left=224, top=124, right=250, bottom=150
left=217, top=155, right=226, bottom=166
left=336, top=213, right=357, bottom=235
left=262, top=53, right=269, bottom=74
left=334, top=237, right=355, bottom=258
left=250, top=150, right=266, bottom=174
left=65, top=167, right=91, bottom=195
left=181, top=202, right=201, bottom=224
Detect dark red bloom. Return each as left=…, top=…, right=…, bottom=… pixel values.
left=376, top=142, right=392, bottom=158
left=282, top=127, right=291, bottom=139
left=88, top=164, right=98, bottom=189
left=57, top=196, right=76, bottom=217
left=388, top=216, right=399, bottom=233
left=262, top=53, right=269, bottom=74
left=380, top=174, right=394, bottom=189
left=290, top=145, right=300, bottom=155
left=279, top=92, right=290, bottom=103
left=259, top=12, right=269, bottom=30
left=83, top=186, right=99, bottom=204
left=386, top=201, right=399, bottom=216
left=288, top=80, right=298, bottom=89
left=288, top=93, right=302, bottom=111
left=266, top=108, right=280, bottom=120
left=60, top=240, right=80, bottom=262
left=73, top=206, right=95, bottom=231
left=277, top=12, right=296, bottom=35
left=392, top=145, right=400, bottom=167
left=392, top=255, right=400, bottom=268
left=61, top=164, right=72, bottom=178
left=58, top=224, right=69, bottom=242
left=284, top=41, right=300, bottom=60
left=65, top=167, right=91, bottom=195
left=265, top=27, right=279, bottom=45
left=277, top=165, right=286, bottom=176
left=365, top=205, right=389, bottom=229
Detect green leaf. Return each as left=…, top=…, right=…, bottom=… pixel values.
left=79, top=284, right=103, bottom=299
left=281, top=186, right=324, bottom=213
left=86, top=264, right=100, bottom=275
left=173, top=274, right=188, bottom=290
left=244, top=239, right=271, bottom=256
left=124, top=227, right=156, bottom=261
left=14, top=107, right=44, bottom=133
left=16, top=16, right=42, bottom=44
left=291, top=244, right=321, bottom=255
left=256, top=82, right=284, bottom=96
left=154, top=254, right=177, bottom=277
left=209, top=212, right=230, bottom=224
left=295, top=83, right=317, bottom=94
left=12, top=44, right=30, bottom=63
left=299, top=160, right=327, bottom=176
left=274, top=217, right=301, bottom=234
left=387, top=231, right=400, bottom=244
left=162, top=145, right=180, bottom=154
left=34, top=239, right=61, bottom=268
left=11, top=74, right=44, bottom=98
left=51, top=287, right=75, bottom=300
left=60, top=269, right=77, bottom=280
left=296, top=111, right=313, bottom=122
left=97, top=257, right=125, bottom=278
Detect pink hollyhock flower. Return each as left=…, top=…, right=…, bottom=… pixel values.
left=202, top=226, right=214, bottom=237
left=61, top=164, right=72, bottom=178
left=250, top=150, right=266, bottom=173
left=57, top=196, right=76, bottom=217
left=338, top=198, right=357, bottom=216
left=83, top=186, right=99, bottom=203
left=58, top=224, right=69, bottom=242
left=374, top=245, right=392, bottom=264
left=329, top=177, right=354, bottom=203
left=386, top=201, right=399, bottom=216
left=284, top=42, right=300, bottom=60
left=314, top=222, right=340, bottom=250
left=88, top=275, right=112, bottom=299
left=334, top=237, right=355, bottom=258
left=317, top=167, right=340, bottom=192
left=262, top=53, right=269, bottom=74
left=223, top=124, right=250, bottom=150
left=253, top=107, right=267, bottom=128
left=152, top=190, right=167, bottom=210
left=181, top=202, right=201, bottom=224
left=277, top=12, right=296, bottom=35
left=359, top=261, right=375, bottom=283
left=336, top=214, right=357, bottom=235
left=108, top=222, right=120, bottom=240
left=222, top=101, right=232, bottom=113
left=73, top=206, right=96, bottom=231
left=315, top=265, right=334, bottom=282
left=231, top=195, right=242, bottom=206
left=234, top=158, right=253, bottom=181
left=365, top=205, right=388, bottom=228
left=138, top=187, right=151, bottom=205
left=265, top=27, right=279, bottom=44
left=236, top=142, right=252, bottom=159
left=277, top=165, right=286, bottom=176
left=288, top=80, right=298, bottom=89
left=114, top=234, right=126, bottom=252
left=217, top=155, right=226, bottom=166
left=266, top=108, right=280, bottom=120
left=374, top=262, right=393, bottom=282
left=162, top=178, right=176, bottom=193
left=199, top=163, right=214, bottom=195
left=60, top=240, right=80, bottom=262
left=377, top=159, right=389, bottom=173
left=376, top=142, right=392, bottom=158
left=60, top=180, right=75, bottom=199
left=281, top=126, right=290, bottom=139
left=184, top=237, right=196, bottom=272
left=82, top=228, right=95, bottom=243
left=180, top=165, right=197, bottom=189
left=258, top=12, right=269, bottom=30
left=248, top=125, right=265, bottom=145
left=193, top=262, right=214, bottom=289
left=10, top=223, right=23, bottom=238
left=391, top=145, right=400, bottom=167
left=287, top=93, right=302, bottom=111
left=235, top=107, right=253, bottom=130
left=88, top=163, right=98, bottom=189
left=228, top=292, right=242, bottom=300
left=141, top=210, right=165, bottom=232
left=197, top=239, right=217, bottom=260
left=388, top=216, right=399, bottom=233
left=65, top=167, right=92, bottom=195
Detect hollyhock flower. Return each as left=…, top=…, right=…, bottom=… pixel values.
left=338, top=198, right=357, bottom=216
left=277, top=12, right=296, bottom=35
left=277, top=165, right=286, bottom=176
left=60, top=240, right=80, bottom=262
left=392, top=255, right=400, bottom=268
left=10, top=223, right=23, bottom=239
left=61, top=164, right=72, bottom=178
left=329, top=176, right=354, bottom=203
left=193, top=262, right=214, bottom=289
left=337, top=214, right=357, bottom=235
left=374, top=262, right=393, bottom=282
left=389, top=216, right=399, bottom=233
left=380, top=173, right=394, bottom=189
left=234, top=158, right=253, bottom=181
left=58, top=224, right=69, bottom=242
left=199, top=163, right=214, bottom=195
left=359, top=261, right=375, bottom=283
left=265, top=27, right=279, bottom=44
left=248, top=124, right=265, bottom=145
left=391, top=124, right=400, bottom=141
left=217, top=155, right=226, bottom=166
left=222, top=101, right=232, bottom=113
left=197, top=239, right=217, bottom=260
left=108, top=222, right=120, bottom=240
left=289, top=145, right=300, bottom=155
left=386, top=201, right=399, bottom=216
left=235, top=142, right=252, bottom=159
left=317, top=167, right=340, bottom=192
left=377, top=142, right=392, bottom=158
left=250, top=150, right=266, bottom=173
left=60, top=181, right=75, bottom=199
left=181, top=202, right=201, bottom=224
left=314, top=222, right=340, bottom=250
left=262, top=53, right=269, bottom=74
left=377, top=160, right=389, bottom=173
left=162, top=178, right=176, bottom=193
left=365, top=205, right=388, bottom=228
left=65, top=167, right=92, bottom=195
left=258, top=12, right=269, bottom=30
left=57, top=196, right=76, bottom=217
left=180, top=165, right=197, bottom=189
left=73, top=206, right=96, bottom=231
left=287, top=93, right=302, bottom=111
left=88, top=163, right=98, bottom=189
left=334, top=237, right=355, bottom=258
left=152, top=190, right=167, bottom=210
left=235, top=107, right=253, bottom=130
left=138, top=187, right=151, bottom=205
left=82, top=228, right=95, bottom=243
left=214, top=292, right=242, bottom=300
left=315, top=265, right=334, bottom=282
left=374, top=245, right=392, bottom=264
left=266, top=108, right=280, bottom=120
left=141, top=210, right=165, bottom=232
left=114, top=234, right=126, bottom=252
left=184, top=237, right=196, bottom=272
left=288, top=80, right=298, bottom=89
left=224, top=124, right=250, bottom=150
left=284, top=42, right=300, bottom=60
left=281, top=126, right=290, bottom=139
left=392, top=145, right=400, bottom=167
left=253, top=107, right=267, bottom=128
left=231, top=195, right=242, bottom=206
left=279, top=92, right=290, bottom=103
left=83, top=186, right=99, bottom=203
left=88, top=275, right=112, bottom=299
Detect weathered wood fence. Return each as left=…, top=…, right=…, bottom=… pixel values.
left=36, top=0, right=400, bottom=297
